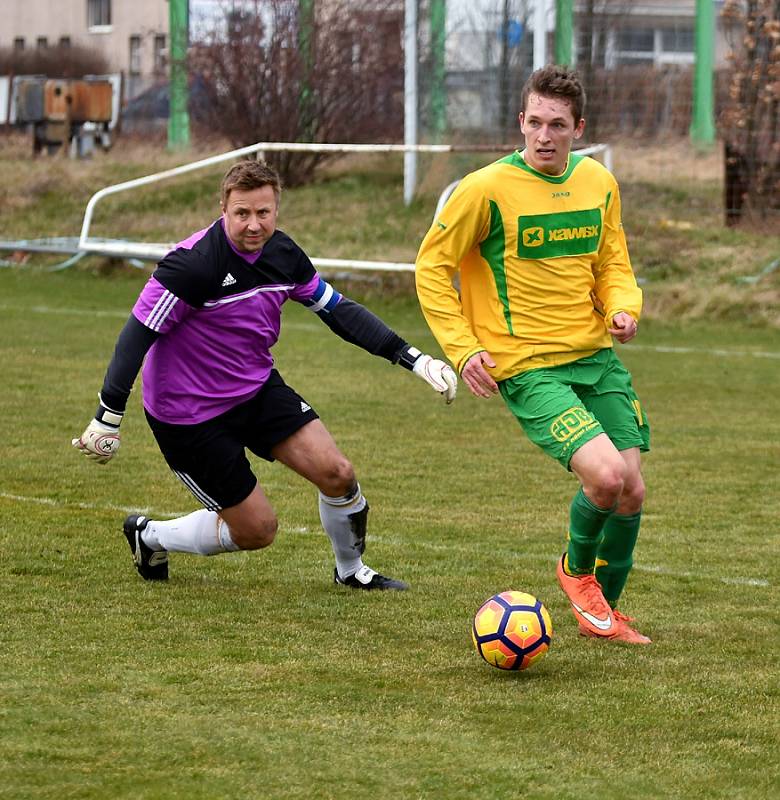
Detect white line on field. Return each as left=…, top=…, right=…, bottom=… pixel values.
left=1, top=491, right=770, bottom=588
left=0, top=304, right=128, bottom=319
left=0, top=491, right=190, bottom=519
left=2, top=304, right=779, bottom=361
left=622, top=343, right=780, bottom=360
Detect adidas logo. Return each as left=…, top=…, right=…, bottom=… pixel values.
left=300, top=401, right=312, bottom=413
left=221, top=273, right=237, bottom=287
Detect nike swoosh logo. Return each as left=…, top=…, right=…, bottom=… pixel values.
left=572, top=602, right=613, bottom=631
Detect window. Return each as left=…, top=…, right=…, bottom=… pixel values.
left=576, top=29, right=606, bottom=67
left=59, top=36, right=71, bottom=48
left=87, top=0, right=112, bottom=28
left=607, top=24, right=694, bottom=69
left=662, top=27, right=694, bottom=54
left=616, top=28, right=654, bottom=53
left=154, top=34, right=167, bottom=73
left=37, top=37, right=48, bottom=50
left=14, top=37, right=25, bottom=51
left=129, top=35, right=142, bottom=76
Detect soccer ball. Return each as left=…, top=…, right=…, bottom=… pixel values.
left=472, top=591, right=553, bottom=671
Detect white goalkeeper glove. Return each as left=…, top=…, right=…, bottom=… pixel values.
left=72, top=398, right=123, bottom=464
left=412, top=353, right=458, bottom=404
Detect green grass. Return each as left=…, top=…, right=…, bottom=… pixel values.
left=0, top=267, right=778, bottom=799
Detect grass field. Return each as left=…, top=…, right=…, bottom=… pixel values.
left=1, top=134, right=779, bottom=798
left=0, top=264, right=778, bottom=799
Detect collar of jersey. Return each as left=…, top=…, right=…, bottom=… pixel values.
left=501, top=150, right=584, bottom=183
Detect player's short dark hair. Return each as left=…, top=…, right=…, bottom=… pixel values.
left=221, top=159, right=282, bottom=207
left=520, top=65, right=586, bottom=123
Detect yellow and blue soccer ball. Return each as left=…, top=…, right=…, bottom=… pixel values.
left=472, top=591, right=553, bottom=671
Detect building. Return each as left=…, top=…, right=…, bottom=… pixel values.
left=440, top=0, right=736, bottom=132
left=572, top=0, right=733, bottom=70
left=0, top=0, right=169, bottom=100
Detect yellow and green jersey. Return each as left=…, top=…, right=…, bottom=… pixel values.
left=415, top=151, right=642, bottom=380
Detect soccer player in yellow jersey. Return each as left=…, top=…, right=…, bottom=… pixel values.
left=415, top=65, right=651, bottom=644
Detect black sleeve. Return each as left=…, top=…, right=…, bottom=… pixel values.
left=99, top=315, right=160, bottom=413
left=317, top=297, right=410, bottom=363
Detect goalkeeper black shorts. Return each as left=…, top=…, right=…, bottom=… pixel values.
left=145, top=369, right=319, bottom=510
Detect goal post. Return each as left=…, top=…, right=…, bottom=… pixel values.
left=76, top=141, right=611, bottom=271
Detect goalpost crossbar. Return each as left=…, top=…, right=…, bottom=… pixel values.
left=73, top=141, right=609, bottom=271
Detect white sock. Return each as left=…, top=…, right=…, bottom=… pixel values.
left=318, top=485, right=367, bottom=579
left=142, top=510, right=240, bottom=555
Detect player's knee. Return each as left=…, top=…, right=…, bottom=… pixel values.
left=590, top=461, right=627, bottom=506
left=232, top=515, right=278, bottom=550
left=620, top=474, right=646, bottom=514
left=318, top=456, right=356, bottom=497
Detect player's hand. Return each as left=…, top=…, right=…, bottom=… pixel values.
left=461, top=351, right=499, bottom=398
left=412, top=354, right=458, bottom=404
left=608, top=312, right=638, bottom=343
left=72, top=419, right=121, bottom=464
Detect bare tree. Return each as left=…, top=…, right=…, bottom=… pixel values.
left=189, top=0, right=403, bottom=185
left=721, top=0, right=780, bottom=225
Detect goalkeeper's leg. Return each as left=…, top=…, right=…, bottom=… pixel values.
left=138, top=484, right=277, bottom=555
left=273, top=420, right=408, bottom=590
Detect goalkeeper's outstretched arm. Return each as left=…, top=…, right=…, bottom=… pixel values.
left=304, top=282, right=457, bottom=404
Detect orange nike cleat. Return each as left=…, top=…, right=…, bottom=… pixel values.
left=578, top=610, right=652, bottom=645
left=556, top=554, right=617, bottom=637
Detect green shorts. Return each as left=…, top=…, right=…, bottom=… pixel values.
left=498, top=348, right=650, bottom=469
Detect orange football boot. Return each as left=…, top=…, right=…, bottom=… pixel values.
left=556, top=554, right=617, bottom=637
left=578, top=609, right=652, bottom=644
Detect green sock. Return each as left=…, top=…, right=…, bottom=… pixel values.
left=595, top=510, right=642, bottom=608
left=565, top=487, right=614, bottom=575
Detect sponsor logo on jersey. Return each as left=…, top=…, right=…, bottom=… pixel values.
left=522, top=226, right=545, bottom=247
left=221, top=273, right=237, bottom=287
left=517, top=208, right=602, bottom=258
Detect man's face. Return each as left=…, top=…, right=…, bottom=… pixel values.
left=519, top=92, right=585, bottom=176
left=222, top=185, right=279, bottom=253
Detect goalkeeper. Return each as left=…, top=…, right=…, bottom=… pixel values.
left=415, top=65, right=651, bottom=642
left=73, top=159, right=456, bottom=590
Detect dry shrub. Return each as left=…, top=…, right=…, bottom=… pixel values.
left=188, top=0, right=403, bottom=186
left=719, top=0, right=780, bottom=225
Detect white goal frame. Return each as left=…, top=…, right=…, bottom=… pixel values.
left=77, top=141, right=611, bottom=271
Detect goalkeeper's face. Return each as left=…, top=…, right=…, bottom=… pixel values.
left=519, top=93, right=585, bottom=176
left=222, top=185, right=279, bottom=253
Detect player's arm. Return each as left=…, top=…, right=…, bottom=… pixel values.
left=302, top=279, right=457, bottom=403
left=72, top=266, right=198, bottom=463
left=72, top=315, right=159, bottom=463
left=593, top=182, right=642, bottom=337
left=415, top=176, right=493, bottom=378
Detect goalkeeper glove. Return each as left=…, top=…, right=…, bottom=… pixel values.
left=72, top=398, right=123, bottom=464
left=411, top=353, right=458, bottom=404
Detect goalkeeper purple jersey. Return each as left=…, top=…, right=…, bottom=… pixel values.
left=132, top=219, right=327, bottom=424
